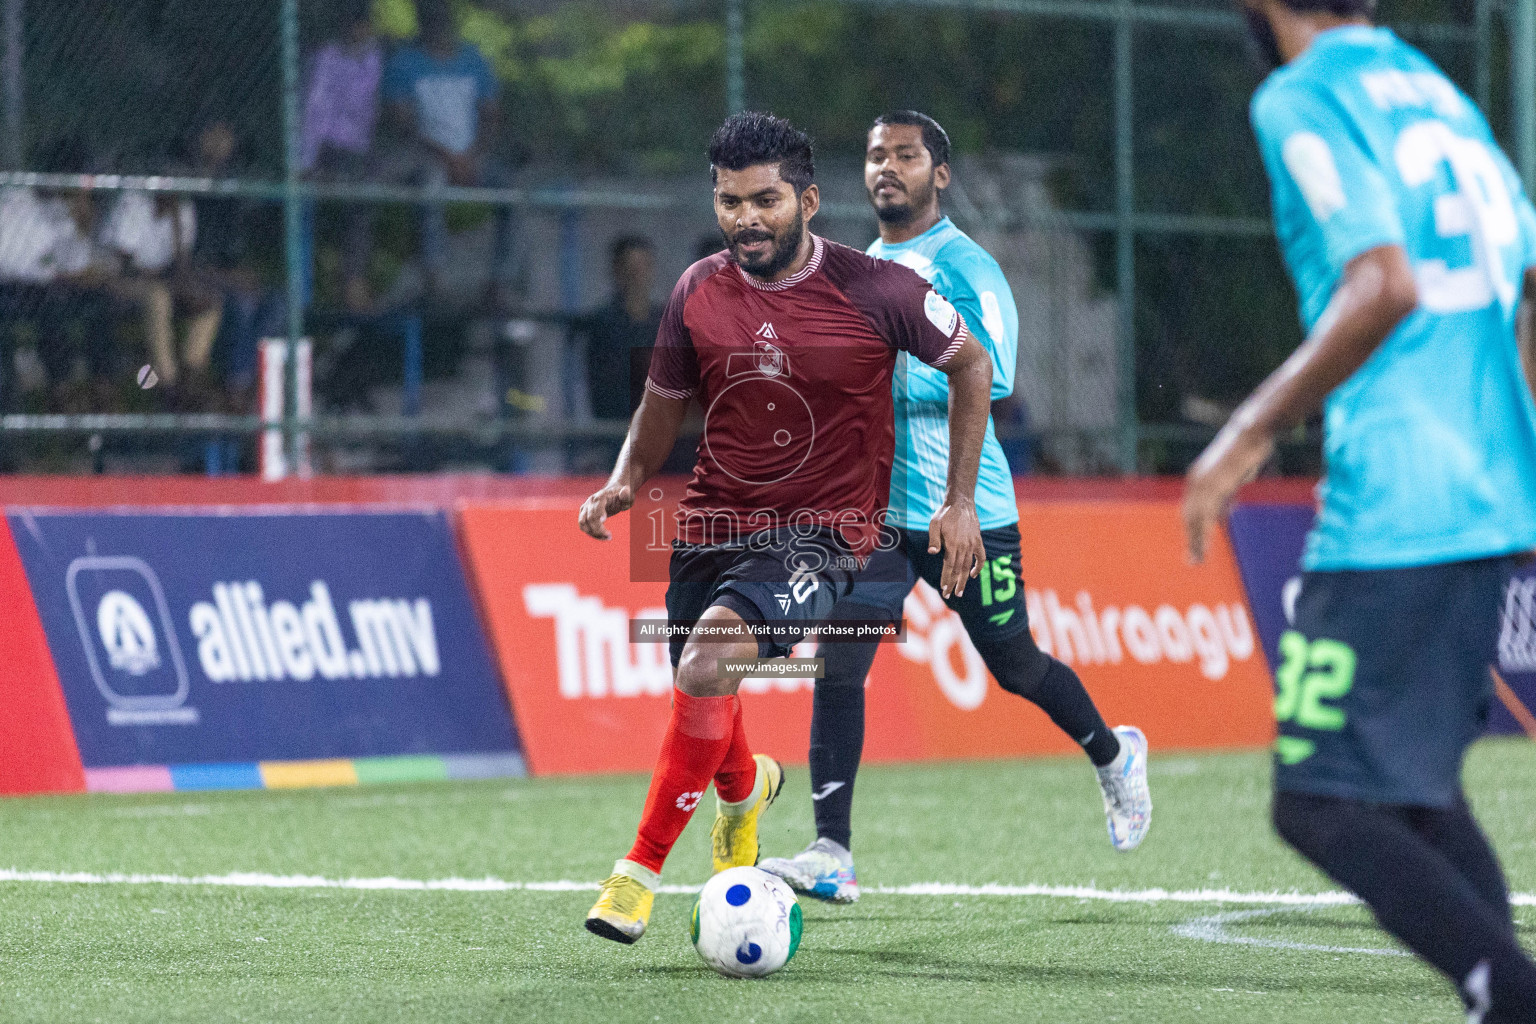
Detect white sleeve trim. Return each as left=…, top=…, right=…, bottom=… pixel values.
left=645, top=377, right=694, bottom=400
left=927, top=323, right=970, bottom=368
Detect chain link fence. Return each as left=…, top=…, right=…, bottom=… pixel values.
left=0, top=0, right=1528, bottom=475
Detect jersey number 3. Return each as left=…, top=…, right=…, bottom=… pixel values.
left=1273, top=630, right=1357, bottom=765
left=1394, top=121, right=1521, bottom=314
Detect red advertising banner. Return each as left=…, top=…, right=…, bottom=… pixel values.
left=459, top=497, right=1275, bottom=776
left=0, top=519, right=85, bottom=794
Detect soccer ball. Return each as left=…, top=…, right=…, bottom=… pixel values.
left=690, top=866, right=803, bottom=978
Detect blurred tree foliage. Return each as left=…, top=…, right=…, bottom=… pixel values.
left=415, top=0, right=1469, bottom=416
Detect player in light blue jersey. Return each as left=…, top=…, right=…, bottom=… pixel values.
left=762, top=112, right=1150, bottom=904
left=1183, top=0, right=1536, bottom=1016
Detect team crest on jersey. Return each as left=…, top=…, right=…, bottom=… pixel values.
left=754, top=340, right=786, bottom=378
left=923, top=290, right=958, bottom=336
left=725, top=339, right=793, bottom=380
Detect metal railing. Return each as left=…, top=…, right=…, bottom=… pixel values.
left=0, top=0, right=1529, bottom=476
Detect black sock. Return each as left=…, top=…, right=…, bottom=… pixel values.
left=1406, top=796, right=1516, bottom=938
left=975, top=633, right=1120, bottom=767
left=809, top=638, right=876, bottom=851
left=1274, top=790, right=1536, bottom=1019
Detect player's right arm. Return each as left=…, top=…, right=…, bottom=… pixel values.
left=1183, top=244, right=1418, bottom=561
left=579, top=261, right=709, bottom=540
left=579, top=391, right=689, bottom=540
left=1184, top=81, right=1418, bottom=562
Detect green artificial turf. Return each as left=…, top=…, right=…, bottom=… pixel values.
left=1, top=740, right=1532, bottom=1023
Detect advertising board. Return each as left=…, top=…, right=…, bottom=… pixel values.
left=9, top=509, right=520, bottom=778
left=461, top=498, right=1275, bottom=775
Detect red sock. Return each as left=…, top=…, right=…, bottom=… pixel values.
left=713, top=698, right=757, bottom=804
left=626, top=690, right=738, bottom=874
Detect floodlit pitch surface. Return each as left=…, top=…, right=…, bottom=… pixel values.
left=2, top=742, right=1533, bottom=1023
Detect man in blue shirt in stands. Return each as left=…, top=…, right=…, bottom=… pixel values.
left=383, top=0, right=516, bottom=306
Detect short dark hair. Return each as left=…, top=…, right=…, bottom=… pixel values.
left=872, top=111, right=952, bottom=171
left=708, top=112, right=814, bottom=194
left=610, top=234, right=652, bottom=267
left=1276, top=0, right=1375, bottom=16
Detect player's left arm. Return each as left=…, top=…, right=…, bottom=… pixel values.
left=1182, top=243, right=1418, bottom=562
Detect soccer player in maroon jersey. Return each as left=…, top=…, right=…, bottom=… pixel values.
left=577, top=112, right=995, bottom=945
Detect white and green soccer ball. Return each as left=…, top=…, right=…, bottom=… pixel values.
left=690, top=866, right=803, bottom=978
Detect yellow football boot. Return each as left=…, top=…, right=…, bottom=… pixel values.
left=584, top=860, right=658, bottom=944
left=710, top=754, right=785, bottom=874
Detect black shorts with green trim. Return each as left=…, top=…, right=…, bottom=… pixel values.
left=826, top=522, right=1033, bottom=646
left=1272, top=555, right=1514, bottom=808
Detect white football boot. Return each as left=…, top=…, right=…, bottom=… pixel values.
left=1096, top=725, right=1152, bottom=851
left=760, top=837, right=860, bottom=903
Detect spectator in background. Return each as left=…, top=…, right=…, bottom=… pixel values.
left=565, top=235, right=661, bottom=471
left=184, top=121, right=286, bottom=405
left=300, top=0, right=381, bottom=313
left=100, top=185, right=222, bottom=404
left=0, top=141, right=114, bottom=408
left=382, top=0, right=516, bottom=308
left=574, top=235, right=661, bottom=423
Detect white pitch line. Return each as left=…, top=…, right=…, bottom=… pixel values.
left=1171, top=907, right=1410, bottom=957
left=0, top=869, right=1532, bottom=906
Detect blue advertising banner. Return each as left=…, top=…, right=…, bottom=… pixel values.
left=1227, top=502, right=1536, bottom=737
left=9, top=509, right=519, bottom=767
left=1225, top=504, right=1313, bottom=675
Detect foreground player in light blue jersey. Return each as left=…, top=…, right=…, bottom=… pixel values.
left=1183, top=1, right=1536, bottom=1017
left=761, top=113, right=1151, bottom=903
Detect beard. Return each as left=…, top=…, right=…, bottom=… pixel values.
left=870, top=174, right=937, bottom=226
left=1243, top=8, right=1285, bottom=72
left=725, top=208, right=805, bottom=278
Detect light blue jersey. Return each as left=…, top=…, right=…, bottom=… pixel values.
left=868, top=217, right=1021, bottom=530
left=1252, top=26, right=1536, bottom=570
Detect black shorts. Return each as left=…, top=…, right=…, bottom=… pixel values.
left=665, top=528, right=857, bottom=666
left=1273, top=555, right=1514, bottom=808
left=825, top=522, right=1032, bottom=647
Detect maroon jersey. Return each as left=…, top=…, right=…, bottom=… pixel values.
left=647, top=234, right=969, bottom=553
